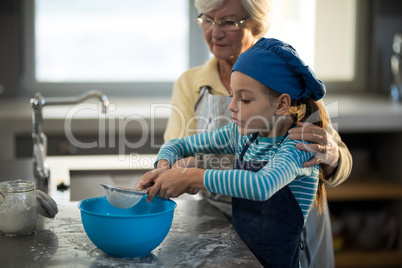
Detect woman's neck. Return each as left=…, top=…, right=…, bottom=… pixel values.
left=218, top=58, right=237, bottom=93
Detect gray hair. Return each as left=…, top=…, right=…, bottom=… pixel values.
left=195, top=0, right=274, bottom=38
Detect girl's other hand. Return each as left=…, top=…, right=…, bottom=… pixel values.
left=172, top=157, right=199, bottom=195
left=136, top=160, right=170, bottom=191
left=172, top=157, right=196, bottom=169
left=146, top=168, right=205, bottom=202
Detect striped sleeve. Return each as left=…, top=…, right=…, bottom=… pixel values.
left=204, top=139, right=319, bottom=217
left=155, top=123, right=238, bottom=167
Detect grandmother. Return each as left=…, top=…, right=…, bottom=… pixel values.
left=162, top=0, right=353, bottom=267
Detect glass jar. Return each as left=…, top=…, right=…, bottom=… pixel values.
left=0, top=180, right=38, bottom=236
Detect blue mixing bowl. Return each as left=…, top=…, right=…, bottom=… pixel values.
left=78, top=195, right=177, bottom=258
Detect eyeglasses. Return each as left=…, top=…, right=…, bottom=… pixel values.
left=196, top=14, right=249, bottom=31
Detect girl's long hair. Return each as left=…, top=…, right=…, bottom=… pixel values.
left=265, top=87, right=328, bottom=213
left=290, top=97, right=327, bottom=213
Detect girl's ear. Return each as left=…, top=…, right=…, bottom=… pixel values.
left=275, top=94, right=291, bottom=115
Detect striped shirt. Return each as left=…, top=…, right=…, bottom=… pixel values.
left=156, top=122, right=319, bottom=222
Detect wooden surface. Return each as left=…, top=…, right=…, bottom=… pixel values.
left=335, top=249, right=402, bottom=267
left=326, top=174, right=402, bottom=201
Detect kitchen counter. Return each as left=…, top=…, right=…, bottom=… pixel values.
left=0, top=158, right=261, bottom=267
left=0, top=200, right=262, bottom=267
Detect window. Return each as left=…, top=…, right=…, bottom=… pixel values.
left=35, top=0, right=188, bottom=82
left=23, top=0, right=368, bottom=97
left=23, top=0, right=206, bottom=97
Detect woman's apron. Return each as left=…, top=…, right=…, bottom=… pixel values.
left=232, top=132, right=304, bottom=268
left=194, top=86, right=234, bottom=216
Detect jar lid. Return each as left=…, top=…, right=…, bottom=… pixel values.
left=0, top=180, right=36, bottom=193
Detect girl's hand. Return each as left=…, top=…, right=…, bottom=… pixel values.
left=288, top=122, right=339, bottom=177
left=136, top=159, right=170, bottom=191
left=172, top=157, right=196, bottom=169
left=171, top=157, right=200, bottom=195
left=146, top=168, right=205, bottom=202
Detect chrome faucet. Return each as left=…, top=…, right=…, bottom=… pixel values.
left=30, top=90, right=109, bottom=192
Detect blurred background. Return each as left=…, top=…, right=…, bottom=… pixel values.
left=0, top=1, right=402, bottom=267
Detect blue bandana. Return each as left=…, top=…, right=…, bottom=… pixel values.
left=232, top=38, right=326, bottom=101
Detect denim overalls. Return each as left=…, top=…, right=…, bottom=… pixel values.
left=232, top=132, right=304, bottom=268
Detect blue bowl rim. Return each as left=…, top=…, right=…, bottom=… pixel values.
left=77, top=195, right=177, bottom=218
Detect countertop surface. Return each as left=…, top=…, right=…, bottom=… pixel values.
left=0, top=158, right=261, bottom=267
left=0, top=200, right=262, bottom=267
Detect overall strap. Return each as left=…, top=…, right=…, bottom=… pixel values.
left=194, top=86, right=210, bottom=113
left=238, top=123, right=297, bottom=162
left=238, top=132, right=259, bottom=161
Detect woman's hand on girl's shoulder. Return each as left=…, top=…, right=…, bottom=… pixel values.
left=288, top=122, right=339, bottom=171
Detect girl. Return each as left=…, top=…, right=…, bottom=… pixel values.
left=138, top=38, right=327, bottom=267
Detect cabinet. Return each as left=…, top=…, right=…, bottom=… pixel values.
left=327, top=132, right=402, bottom=268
